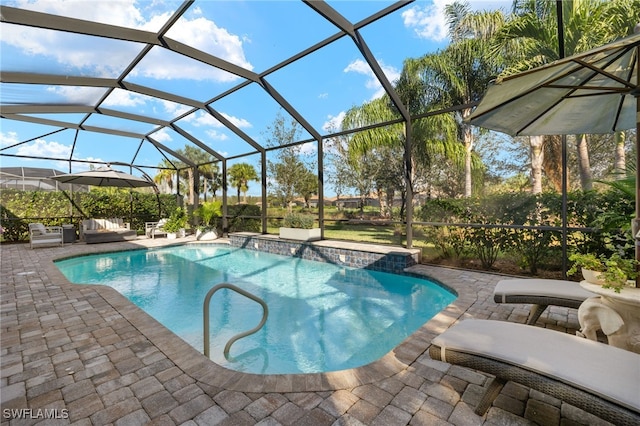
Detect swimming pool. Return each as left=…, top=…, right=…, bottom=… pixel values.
left=55, top=244, right=456, bottom=374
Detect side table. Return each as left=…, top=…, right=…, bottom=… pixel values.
left=578, top=280, right=640, bottom=354
left=62, top=224, right=77, bottom=243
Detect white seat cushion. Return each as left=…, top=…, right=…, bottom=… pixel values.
left=29, top=223, right=47, bottom=234
left=432, top=319, right=640, bottom=412
left=494, top=279, right=594, bottom=302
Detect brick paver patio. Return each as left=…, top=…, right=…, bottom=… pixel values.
left=1, top=237, right=612, bottom=425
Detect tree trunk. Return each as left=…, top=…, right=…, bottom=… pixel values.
left=203, top=178, right=208, bottom=202
left=576, top=134, right=592, bottom=191
left=187, top=169, right=195, bottom=205
left=614, top=131, right=626, bottom=179
left=543, top=135, right=567, bottom=192
left=529, top=135, right=544, bottom=194
left=386, top=188, right=394, bottom=219
left=376, top=188, right=385, bottom=217
left=462, top=124, right=473, bottom=197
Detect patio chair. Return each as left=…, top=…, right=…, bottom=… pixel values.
left=145, top=218, right=168, bottom=239
left=493, top=278, right=594, bottom=324
left=429, top=319, right=640, bottom=425
left=28, top=223, right=63, bottom=248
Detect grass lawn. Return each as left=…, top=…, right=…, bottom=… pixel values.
left=267, top=220, right=439, bottom=258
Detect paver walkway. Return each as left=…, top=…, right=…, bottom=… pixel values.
left=1, top=237, right=612, bottom=425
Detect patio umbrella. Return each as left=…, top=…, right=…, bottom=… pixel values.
left=467, top=31, right=639, bottom=261
left=467, top=32, right=639, bottom=136
left=50, top=166, right=155, bottom=188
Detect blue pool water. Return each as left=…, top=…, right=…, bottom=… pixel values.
left=55, top=245, right=456, bottom=374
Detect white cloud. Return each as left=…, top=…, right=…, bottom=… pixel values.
left=401, top=0, right=450, bottom=42
left=322, top=111, right=346, bottom=133
left=344, top=59, right=400, bottom=100
left=16, top=139, right=71, bottom=158
left=102, top=89, right=149, bottom=108
left=402, top=1, right=506, bottom=42
left=166, top=17, right=253, bottom=72
left=1, top=131, right=103, bottom=168
left=5, top=0, right=252, bottom=83
left=149, top=128, right=172, bottom=143
left=46, top=86, right=108, bottom=105
left=161, top=100, right=194, bottom=117
left=298, top=142, right=317, bottom=155
left=14, top=0, right=147, bottom=27
left=222, top=113, right=252, bottom=129
left=205, top=130, right=229, bottom=141
left=318, top=93, right=329, bottom=99
left=0, top=131, right=20, bottom=148
left=188, top=111, right=252, bottom=129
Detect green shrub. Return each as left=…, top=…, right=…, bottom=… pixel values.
left=227, top=204, right=261, bottom=232
left=282, top=213, right=315, bottom=229
left=194, top=200, right=222, bottom=228
left=423, top=225, right=469, bottom=260
left=0, top=189, right=178, bottom=241
left=163, top=207, right=188, bottom=233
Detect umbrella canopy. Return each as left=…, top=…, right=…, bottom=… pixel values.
left=50, top=166, right=155, bottom=188
left=467, top=31, right=639, bottom=264
left=467, top=32, right=639, bottom=136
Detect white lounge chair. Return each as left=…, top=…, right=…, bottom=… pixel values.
left=494, top=278, right=594, bottom=324
left=429, top=319, right=640, bottom=425
left=28, top=223, right=63, bottom=249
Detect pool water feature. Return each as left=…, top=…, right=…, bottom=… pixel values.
left=55, top=245, right=456, bottom=374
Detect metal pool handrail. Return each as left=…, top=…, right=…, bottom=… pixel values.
left=203, top=282, right=269, bottom=358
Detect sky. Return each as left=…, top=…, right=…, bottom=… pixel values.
left=0, top=0, right=510, bottom=195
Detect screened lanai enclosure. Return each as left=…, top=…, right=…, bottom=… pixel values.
left=2, top=0, right=639, bottom=277
left=0, top=0, right=432, bottom=246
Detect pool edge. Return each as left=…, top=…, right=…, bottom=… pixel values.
left=50, top=240, right=473, bottom=393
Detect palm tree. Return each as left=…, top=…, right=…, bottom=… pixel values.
left=493, top=0, right=638, bottom=192
left=198, top=161, right=219, bottom=201
left=408, top=1, right=505, bottom=197
left=228, top=163, right=258, bottom=203
left=341, top=95, right=461, bottom=217
left=153, top=159, right=176, bottom=194
left=176, top=146, right=215, bottom=205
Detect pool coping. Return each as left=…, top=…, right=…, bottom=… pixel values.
left=49, top=237, right=476, bottom=393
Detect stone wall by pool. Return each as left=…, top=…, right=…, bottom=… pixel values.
left=229, top=232, right=421, bottom=274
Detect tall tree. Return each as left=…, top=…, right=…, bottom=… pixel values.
left=153, top=159, right=176, bottom=194
left=407, top=1, right=505, bottom=197
left=295, top=168, right=318, bottom=208
left=263, top=111, right=316, bottom=211
left=340, top=94, right=463, bottom=215
left=228, top=162, right=258, bottom=203
left=198, top=163, right=221, bottom=201
left=493, top=0, right=639, bottom=192
left=327, top=134, right=378, bottom=215
left=175, top=146, right=214, bottom=205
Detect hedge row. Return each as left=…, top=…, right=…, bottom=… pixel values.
left=418, top=191, right=634, bottom=273
left=0, top=189, right=262, bottom=242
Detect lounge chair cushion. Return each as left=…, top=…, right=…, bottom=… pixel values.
left=431, top=319, right=640, bottom=412
left=494, top=279, right=593, bottom=302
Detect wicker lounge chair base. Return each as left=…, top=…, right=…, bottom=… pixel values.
left=429, top=320, right=640, bottom=425
left=494, top=279, right=594, bottom=324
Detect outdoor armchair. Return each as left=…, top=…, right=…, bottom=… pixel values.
left=145, top=218, right=168, bottom=239
left=28, top=223, right=63, bottom=249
